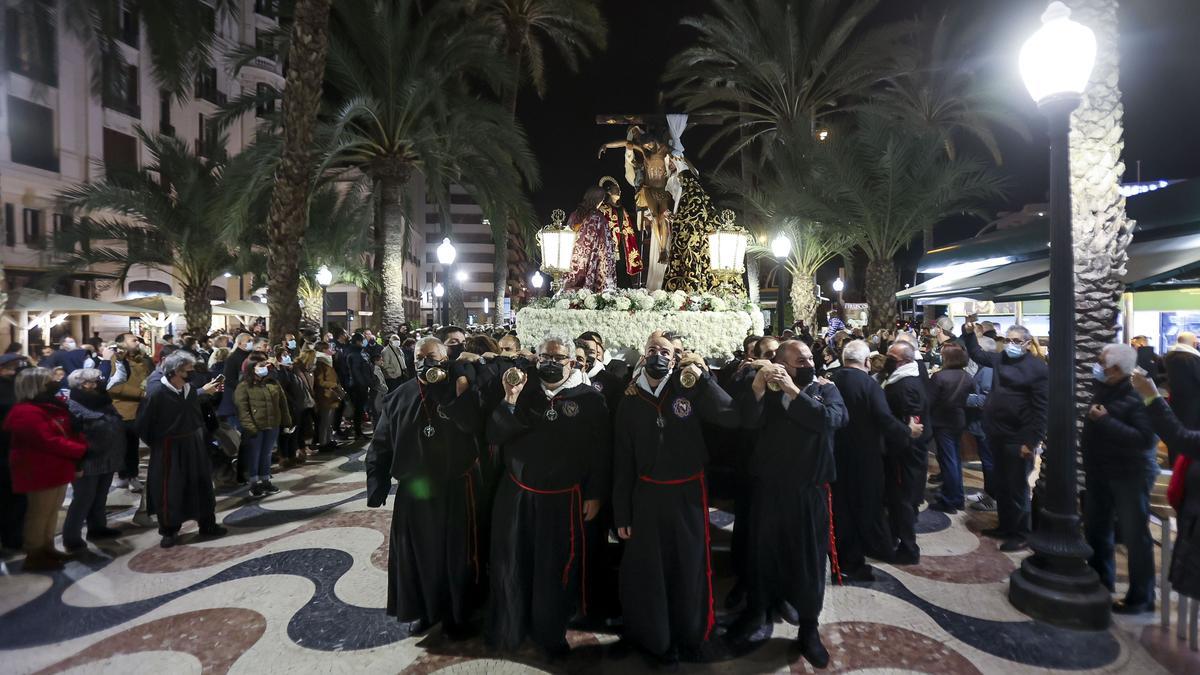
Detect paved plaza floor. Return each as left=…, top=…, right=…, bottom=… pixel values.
left=2, top=442, right=1198, bottom=674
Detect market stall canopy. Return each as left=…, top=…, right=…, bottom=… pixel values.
left=215, top=300, right=270, bottom=317
left=115, top=295, right=241, bottom=316
left=5, top=289, right=146, bottom=315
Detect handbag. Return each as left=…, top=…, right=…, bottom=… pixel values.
left=1169, top=455, right=1190, bottom=511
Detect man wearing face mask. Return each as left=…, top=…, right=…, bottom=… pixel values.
left=880, top=341, right=933, bottom=564
left=612, top=333, right=739, bottom=667
left=381, top=333, right=408, bottom=391
left=830, top=340, right=924, bottom=582
left=1081, top=344, right=1158, bottom=614
left=730, top=340, right=847, bottom=669
left=45, top=336, right=88, bottom=382
left=575, top=337, right=624, bottom=416
left=365, top=336, right=483, bottom=638
left=437, top=326, right=468, bottom=362
left=578, top=331, right=629, bottom=383
left=963, top=322, right=1048, bottom=552
left=343, top=333, right=375, bottom=440
left=487, top=333, right=610, bottom=658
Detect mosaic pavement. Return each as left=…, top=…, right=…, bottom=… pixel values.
left=2, top=443, right=1198, bottom=674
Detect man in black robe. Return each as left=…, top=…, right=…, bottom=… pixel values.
left=576, top=338, right=627, bottom=415
left=732, top=340, right=848, bottom=668
left=487, top=333, right=611, bottom=657
left=881, top=341, right=933, bottom=564
left=365, top=336, right=483, bottom=638
left=136, top=351, right=227, bottom=548
left=613, top=333, right=740, bottom=666
left=829, top=340, right=923, bottom=581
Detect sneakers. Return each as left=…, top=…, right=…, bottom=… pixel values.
left=249, top=482, right=266, bottom=498
left=928, top=501, right=959, bottom=514
left=112, top=477, right=129, bottom=489
left=160, top=535, right=178, bottom=549
left=261, top=481, right=281, bottom=495
left=127, top=477, right=144, bottom=493
left=969, top=496, right=998, bottom=512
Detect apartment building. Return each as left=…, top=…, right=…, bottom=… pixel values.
left=1, top=0, right=289, bottom=347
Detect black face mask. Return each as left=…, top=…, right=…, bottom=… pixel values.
left=416, top=358, right=445, bottom=383
left=537, top=361, right=565, bottom=383
left=447, top=344, right=464, bottom=360
left=883, top=355, right=899, bottom=375
left=793, top=366, right=816, bottom=387
left=585, top=356, right=597, bottom=370
left=645, top=354, right=672, bottom=380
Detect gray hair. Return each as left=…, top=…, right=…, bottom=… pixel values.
left=978, top=336, right=998, bottom=352
left=842, top=339, right=871, bottom=365
left=161, top=350, right=196, bottom=377
left=936, top=316, right=955, bottom=333
left=1006, top=325, right=1032, bottom=343
left=208, top=347, right=230, bottom=368
left=1101, top=343, right=1137, bottom=375
left=537, top=333, right=575, bottom=355
left=889, top=340, right=916, bottom=363
left=414, top=336, right=446, bottom=356
left=67, top=368, right=104, bottom=388
left=894, top=332, right=917, bottom=347
left=15, top=367, right=55, bottom=402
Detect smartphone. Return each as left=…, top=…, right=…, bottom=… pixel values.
left=1132, top=366, right=1147, bottom=377
left=213, top=374, right=225, bottom=383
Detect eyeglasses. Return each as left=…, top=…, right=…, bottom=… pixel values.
left=537, top=354, right=570, bottom=364
left=646, top=348, right=674, bottom=359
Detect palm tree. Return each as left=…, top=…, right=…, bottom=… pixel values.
left=776, top=115, right=1008, bottom=332
left=56, top=131, right=240, bottom=334
left=748, top=220, right=851, bottom=330
left=321, top=0, right=537, bottom=331
left=664, top=0, right=907, bottom=167
left=472, top=0, right=607, bottom=323
left=54, top=0, right=237, bottom=101
left=1065, top=0, right=1134, bottom=416
left=261, top=0, right=333, bottom=341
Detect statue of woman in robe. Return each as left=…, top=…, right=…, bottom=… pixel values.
left=562, top=185, right=618, bottom=293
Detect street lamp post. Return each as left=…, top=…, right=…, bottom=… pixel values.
left=1010, top=1, right=1109, bottom=630
left=771, top=233, right=791, bottom=335
left=436, top=237, right=456, bottom=326
left=832, top=276, right=845, bottom=308
left=531, top=271, right=545, bottom=298
left=316, top=265, right=333, bottom=333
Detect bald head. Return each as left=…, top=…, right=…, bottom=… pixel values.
left=887, top=341, right=916, bottom=365
left=1179, top=332, right=1198, bottom=348
left=774, top=340, right=813, bottom=368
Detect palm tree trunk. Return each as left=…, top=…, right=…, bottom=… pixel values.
left=182, top=281, right=213, bottom=335
left=374, top=174, right=409, bottom=331
left=1067, top=0, right=1133, bottom=414
left=298, top=278, right=323, bottom=331
left=865, top=256, right=899, bottom=332
left=264, top=0, right=332, bottom=343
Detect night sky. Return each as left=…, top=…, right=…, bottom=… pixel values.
left=516, top=0, right=1200, bottom=255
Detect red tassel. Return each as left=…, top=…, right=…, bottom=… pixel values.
left=825, top=483, right=842, bottom=585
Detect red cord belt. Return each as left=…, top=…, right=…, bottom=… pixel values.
left=639, top=470, right=716, bottom=641
left=508, top=472, right=588, bottom=615
left=462, top=459, right=480, bottom=583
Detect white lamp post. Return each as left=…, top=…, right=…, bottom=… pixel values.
left=531, top=271, right=545, bottom=296
left=537, top=209, right=576, bottom=293
left=435, top=238, right=456, bottom=325
left=433, top=283, right=445, bottom=298
left=456, top=270, right=468, bottom=282
left=316, top=265, right=333, bottom=331
left=771, top=233, right=792, bottom=333
left=1009, top=1, right=1107, bottom=630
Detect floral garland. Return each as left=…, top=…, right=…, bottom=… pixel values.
left=527, top=288, right=759, bottom=315
left=517, top=289, right=764, bottom=359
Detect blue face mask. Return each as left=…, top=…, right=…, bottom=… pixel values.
left=287, top=340, right=296, bottom=350
left=254, top=366, right=269, bottom=377
left=1004, top=344, right=1024, bottom=359
left=1092, top=362, right=1106, bottom=381
left=281, top=355, right=293, bottom=366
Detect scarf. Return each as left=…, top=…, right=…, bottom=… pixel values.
left=1168, top=342, right=1200, bottom=359
left=883, top=361, right=921, bottom=388
left=542, top=369, right=585, bottom=398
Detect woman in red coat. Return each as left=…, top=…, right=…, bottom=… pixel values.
left=4, top=367, right=88, bottom=571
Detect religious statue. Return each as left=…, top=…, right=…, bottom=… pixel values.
left=600, top=126, right=673, bottom=290
left=598, top=176, right=643, bottom=287
left=562, top=185, right=618, bottom=293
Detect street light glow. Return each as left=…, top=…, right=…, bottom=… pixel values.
left=1019, top=2, right=1097, bottom=104
left=832, top=277, right=845, bottom=293
left=456, top=270, right=468, bottom=282
left=433, top=283, right=445, bottom=298
left=223, top=272, right=233, bottom=278
left=771, top=233, right=791, bottom=259
left=436, top=237, right=457, bottom=265
left=531, top=271, right=545, bottom=288
left=315, top=265, right=333, bottom=287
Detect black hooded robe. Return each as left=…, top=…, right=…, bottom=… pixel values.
left=741, top=381, right=848, bottom=623
left=486, top=379, right=611, bottom=652
left=613, top=370, right=739, bottom=657
left=882, top=372, right=933, bottom=561
left=135, top=383, right=218, bottom=534
left=365, top=377, right=483, bottom=629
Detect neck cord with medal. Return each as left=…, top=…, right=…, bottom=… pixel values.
left=542, top=384, right=564, bottom=421
left=635, top=380, right=670, bottom=428
left=417, top=381, right=439, bottom=438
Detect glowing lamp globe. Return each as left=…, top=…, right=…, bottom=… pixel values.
left=1019, top=2, right=1097, bottom=104
left=771, top=233, right=792, bottom=260
left=707, top=209, right=748, bottom=274
left=456, top=270, right=468, bottom=283
left=531, top=271, right=545, bottom=288
left=537, top=209, right=576, bottom=278
left=433, top=283, right=445, bottom=298
left=832, top=277, right=845, bottom=293
left=315, top=265, right=333, bottom=287
left=436, top=238, right=457, bottom=265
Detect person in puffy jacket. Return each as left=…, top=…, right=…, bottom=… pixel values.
left=234, top=353, right=293, bottom=498
left=63, top=368, right=126, bottom=551
left=928, top=344, right=975, bottom=513
left=4, top=368, right=88, bottom=571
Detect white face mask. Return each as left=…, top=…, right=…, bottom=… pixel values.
left=390, top=340, right=401, bottom=348
left=62, top=340, right=77, bottom=350
left=281, top=355, right=293, bottom=366
left=254, top=366, right=270, bottom=377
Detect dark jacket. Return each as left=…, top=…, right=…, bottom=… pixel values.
left=829, top=367, right=913, bottom=457
left=882, top=371, right=933, bottom=449
left=345, top=344, right=374, bottom=391
left=67, top=389, right=126, bottom=476
left=1080, top=380, right=1157, bottom=475
left=217, top=347, right=252, bottom=418
left=1164, top=347, right=1200, bottom=429
left=1136, top=346, right=1162, bottom=383
left=964, top=331, right=1048, bottom=448
left=929, top=367, right=974, bottom=434
left=1145, top=397, right=1200, bottom=598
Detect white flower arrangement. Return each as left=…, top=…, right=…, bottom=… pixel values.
left=518, top=288, right=764, bottom=358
